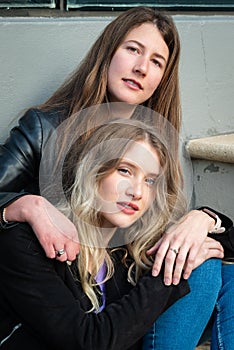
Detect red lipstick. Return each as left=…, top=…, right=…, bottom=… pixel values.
left=117, top=202, right=139, bottom=215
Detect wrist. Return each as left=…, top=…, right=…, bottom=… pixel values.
left=201, top=208, right=225, bottom=234
left=198, top=209, right=215, bottom=232
left=3, top=194, right=39, bottom=223
left=18, top=194, right=42, bottom=223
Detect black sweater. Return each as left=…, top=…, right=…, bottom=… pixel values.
left=0, top=223, right=189, bottom=349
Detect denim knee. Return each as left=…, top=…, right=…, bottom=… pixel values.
left=211, top=264, right=234, bottom=350
left=143, top=259, right=222, bottom=350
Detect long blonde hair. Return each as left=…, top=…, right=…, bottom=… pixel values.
left=60, top=119, right=186, bottom=312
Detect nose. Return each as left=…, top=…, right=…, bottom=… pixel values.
left=126, top=180, right=143, bottom=200
left=133, top=56, right=148, bottom=76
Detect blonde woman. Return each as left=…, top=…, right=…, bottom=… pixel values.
left=0, top=120, right=189, bottom=349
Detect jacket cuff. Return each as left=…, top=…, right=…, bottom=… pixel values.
left=197, top=206, right=233, bottom=230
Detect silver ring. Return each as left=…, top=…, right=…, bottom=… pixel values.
left=56, top=248, right=65, bottom=257
left=169, top=247, right=179, bottom=255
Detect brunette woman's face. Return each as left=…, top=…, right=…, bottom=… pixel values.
left=98, top=140, right=161, bottom=228
left=107, top=23, right=169, bottom=105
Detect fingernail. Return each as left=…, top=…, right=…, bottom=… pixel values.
left=152, top=269, right=159, bottom=277
left=164, top=278, right=171, bottom=286
left=183, top=273, right=189, bottom=280
left=173, top=278, right=179, bottom=285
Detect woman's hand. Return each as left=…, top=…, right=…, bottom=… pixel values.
left=4, top=195, right=80, bottom=261
left=186, top=236, right=224, bottom=272
left=147, top=210, right=217, bottom=285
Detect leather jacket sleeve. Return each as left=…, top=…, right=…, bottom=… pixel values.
left=0, top=109, right=43, bottom=208
left=0, top=223, right=190, bottom=350
left=0, top=108, right=61, bottom=211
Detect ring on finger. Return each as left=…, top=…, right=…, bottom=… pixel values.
left=56, top=248, right=65, bottom=257
left=169, top=247, right=179, bottom=255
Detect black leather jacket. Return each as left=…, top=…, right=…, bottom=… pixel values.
left=0, top=108, right=233, bottom=255
left=0, top=108, right=65, bottom=209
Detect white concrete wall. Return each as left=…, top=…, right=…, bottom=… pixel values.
left=192, top=160, right=234, bottom=219
left=0, top=14, right=233, bottom=218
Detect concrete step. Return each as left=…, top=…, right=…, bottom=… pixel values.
left=186, top=133, right=234, bottom=164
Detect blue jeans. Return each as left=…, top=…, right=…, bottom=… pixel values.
left=211, top=264, right=234, bottom=350
left=142, top=259, right=222, bottom=350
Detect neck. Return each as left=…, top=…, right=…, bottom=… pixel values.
left=101, top=226, right=117, bottom=246
left=109, top=102, right=136, bottom=120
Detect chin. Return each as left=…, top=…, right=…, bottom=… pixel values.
left=118, top=220, right=137, bottom=228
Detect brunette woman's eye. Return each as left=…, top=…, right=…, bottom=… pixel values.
left=152, top=59, right=161, bottom=67
left=127, top=46, right=139, bottom=54
left=118, top=168, right=130, bottom=175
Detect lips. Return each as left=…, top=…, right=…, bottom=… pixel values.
left=122, top=79, right=143, bottom=90
left=117, top=202, right=139, bottom=211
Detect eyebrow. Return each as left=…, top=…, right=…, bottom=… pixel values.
left=125, top=39, right=167, bottom=63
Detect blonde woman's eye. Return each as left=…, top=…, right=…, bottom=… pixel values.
left=145, top=178, right=157, bottom=186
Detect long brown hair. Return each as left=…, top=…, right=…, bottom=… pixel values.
left=40, top=6, right=181, bottom=132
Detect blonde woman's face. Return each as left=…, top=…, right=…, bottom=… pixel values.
left=98, top=140, right=161, bottom=228
left=107, top=23, right=169, bottom=105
